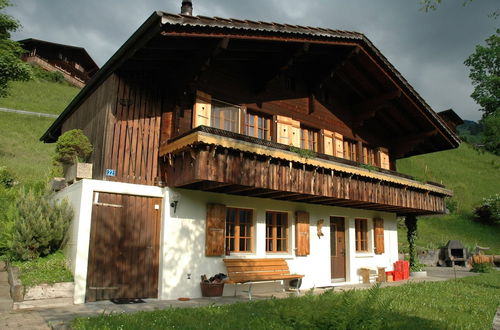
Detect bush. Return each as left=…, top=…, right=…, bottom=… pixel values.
left=53, top=129, right=92, bottom=165
left=11, top=188, right=73, bottom=261
left=31, top=64, right=66, bottom=84
left=0, top=166, right=16, bottom=188
left=473, top=193, right=500, bottom=225
left=0, top=185, right=16, bottom=256
left=471, top=262, right=493, bottom=273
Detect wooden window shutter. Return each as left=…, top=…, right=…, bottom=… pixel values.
left=322, top=129, right=334, bottom=156
left=333, top=132, right=344, bottom=158
left=374, top=218, right=385, bottom=254
left=290, top=119, right=301, bottom=148
left=205, top=203, right=226, bottom=256
left=295, top=211, right=310, bottom=256
left=193, top=90, right=211, bottom=128
left=377, top=147, right=390, bottom=170
left=276, top=115, right=291, bottom=145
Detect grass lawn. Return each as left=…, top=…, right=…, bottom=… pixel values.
left=0, top=80, right=79, bottom=115
left=12, top=251, right=73, bottom=287
left=397, top=144, right=500, bottom=254
left=0, top=111, right=55, bottom=182
left=73, top=272, right=500, bottom=330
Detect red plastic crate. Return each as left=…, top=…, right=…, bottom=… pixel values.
left=402, top=261, right=409, bottom=279
left=393, top=270, right=403, bottom=281
left=385, top=271, right=395, bottom=282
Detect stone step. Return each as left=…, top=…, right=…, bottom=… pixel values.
left=0, top=271, right=8, bottom=282
left=0, top=300, right=12, bottom=312
left=0, top=285, right=11, bottom=297
left=14, top=297, right=73, bottom=310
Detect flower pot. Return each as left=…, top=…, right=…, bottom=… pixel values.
left=410, top=271, right=428, bottom=278
left=200, top=282, right=224, bottom=297
left=64, top=163, right=92, bottom=184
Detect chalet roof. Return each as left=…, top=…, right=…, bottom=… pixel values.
left=438, top=109, right=464, bottom=126
left=41, top=11, right=460, bottom=156
left=19, top=38, right=99, bottom=75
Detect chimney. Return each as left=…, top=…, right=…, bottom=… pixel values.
left=181, top=0, right=193, bottom=16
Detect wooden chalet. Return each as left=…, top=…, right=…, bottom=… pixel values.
left=43, top=3, right=460, bottom=303
left=19, top=38, right=99, bottom=88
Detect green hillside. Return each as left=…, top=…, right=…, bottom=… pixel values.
left=397, top=144, right=500, bottom=254
left=0, top=79, right=78, bottom=182
left=0, top=80, right=78, bottom=115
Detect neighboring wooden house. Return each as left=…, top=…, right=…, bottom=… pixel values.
left=42, top=4, right=460, bottom=304
left=19, top=38, right=99, bottom=88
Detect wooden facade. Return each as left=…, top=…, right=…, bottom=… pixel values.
left=43, top=12, right=460, bottom=215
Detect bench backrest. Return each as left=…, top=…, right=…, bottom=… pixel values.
left=224, top=258, right=291, bottom=281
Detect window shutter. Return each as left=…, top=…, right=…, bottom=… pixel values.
left=276, top=115, right=300, bottom=147
left=374, top=218, right=385, bottom=254
left=322, top=129, right=334, bottom=156
left=334, top=132, right=344, bottom=158
left=205, top=203, right=226, bottom=256
left=295, top=211, right=310, bottom=256
left=193, top=90, right=211, bottom=128
left=290, top=119, right=301, bottom=148
left=377, top=148, right=390, bottom=170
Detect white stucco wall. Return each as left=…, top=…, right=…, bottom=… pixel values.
left=159, top=188, right=399, bottom=300
left=58, top=180, right=399, bottom=303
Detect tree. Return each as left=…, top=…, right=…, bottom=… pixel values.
left=481, top=111, right=500, bottom=154
left=464, top=30, right=500, bottom=118
left=0, top=0, right=31, bottom=97
left=420, top=0, right=499, bottom=18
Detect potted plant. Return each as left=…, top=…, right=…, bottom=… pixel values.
left=53, top=129, right=93, bottom=184
left=409, top=263, right=427, bottom=278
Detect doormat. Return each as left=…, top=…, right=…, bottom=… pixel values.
left=110, top=298, right=146, bottom=304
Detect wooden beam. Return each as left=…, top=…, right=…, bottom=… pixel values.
left=253, top=42, right=310, bottom=93
left=354, top=89, right=402, bottom=113
left=394, top=130, right=438, bottom=148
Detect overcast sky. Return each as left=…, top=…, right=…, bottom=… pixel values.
left=6, top=0, right=499, bottom=121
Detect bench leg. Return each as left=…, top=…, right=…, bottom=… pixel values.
left=234, top=284, right=238, bottom=297
left=248, top=283, right=253, bottom=300
left=295, top=279, right=302, bottom=296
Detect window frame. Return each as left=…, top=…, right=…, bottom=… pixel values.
left=355, top=218, right=369, bottom=252
left=265, top=211, right=290, bottom=253
left=225, top=207, right=254, bottom=253
left=210, top=99, right=240, bottom=133
left=300, top=125, right=318, bottom=152
left=244, top=110, right=272, bottom=141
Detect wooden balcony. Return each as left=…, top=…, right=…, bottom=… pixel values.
left=159, top=126, right=452, bottom=216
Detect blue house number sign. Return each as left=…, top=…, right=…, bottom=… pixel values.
left=106, top=169, right=116, bottom=177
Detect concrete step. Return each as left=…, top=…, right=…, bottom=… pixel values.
left=0, top=286, right=10, bottom=297
left=0, top=300, right=12, bottom=312
left=14, top=297, right=73, bottom=310
left=0, top=271, right=8, bottom=282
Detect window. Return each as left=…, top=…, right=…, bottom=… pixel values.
left=266, top=211, right=288, bottom=252
left=300, top=126, right=318, bottom=151
left=355, top=218, right=368, bottom=252
left=343, top=140, right=358, bottom=161
left=245, top=111, right=271, bottom=140
left=211, top=100, right=240, bottom=133
left=225, top=208, right=253, bottom=253
left=363, top=146, right=376, bottom=166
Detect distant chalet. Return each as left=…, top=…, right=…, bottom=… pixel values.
left=19, top=38, right=99, bottom=88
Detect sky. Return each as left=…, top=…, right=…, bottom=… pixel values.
left=6, top=0, right=499, bottom=121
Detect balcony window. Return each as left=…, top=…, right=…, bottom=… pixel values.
left=211, top=100, right=240, bottom=133
left=300, top=126, right=318, bottom=151
left=245, top=111, right=271, bottom=140
left=266, top=211, right=288, bottom=253
left=225, top=208, right=253, bottom=253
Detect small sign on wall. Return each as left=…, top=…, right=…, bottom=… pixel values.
left=105, top=169, right=116, bottom=177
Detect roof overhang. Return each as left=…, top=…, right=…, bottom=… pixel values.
left=41, top=11, right=460, bottom=159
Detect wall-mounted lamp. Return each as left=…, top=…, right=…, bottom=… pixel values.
left=170, top=191, right=181, bottom=214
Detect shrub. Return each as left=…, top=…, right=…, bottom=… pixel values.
left=0, top=185, right=16, bottom=256
left=53, top=129, right=93, bottom=165
left=473, top=193, right=500, bottom=225
left=0, top=166, right=16, bottom=188
left=31, top=64, right=66, bottom=84
left=11, top=188, right=73, bottom=261
left=470, top=262, right=492, bottom=273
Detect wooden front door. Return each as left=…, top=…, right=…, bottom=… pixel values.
left=330, top=217, right=346, bottom=280
left=86, top=192, right=162, bottom=302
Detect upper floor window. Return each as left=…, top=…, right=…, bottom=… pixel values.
left=363, top=146, right=376, bottom=166
left=245, top=111, right=271, bottom=141
left=225, top=208, right=253, bottom=253
left=343, top=140, right=358, bottom=162
left=300, top=126, right=318, bottom=151
left=266, top=211, right=289, bottom=253
left=211, top=100, right=240, bottom=133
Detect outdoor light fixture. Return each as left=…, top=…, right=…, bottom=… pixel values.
left=170, top=191, right=181, bottom=214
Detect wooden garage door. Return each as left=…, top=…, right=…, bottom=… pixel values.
left=86, top=192, right=162, bottom=302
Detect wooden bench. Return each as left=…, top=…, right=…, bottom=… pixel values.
left=223, top=258, right=304, bottom=300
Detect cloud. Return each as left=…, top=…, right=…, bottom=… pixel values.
left=6, top=0, right=498, bottom=121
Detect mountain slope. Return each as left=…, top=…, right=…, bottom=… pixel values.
left=397, top=144, right=500, bottom=254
